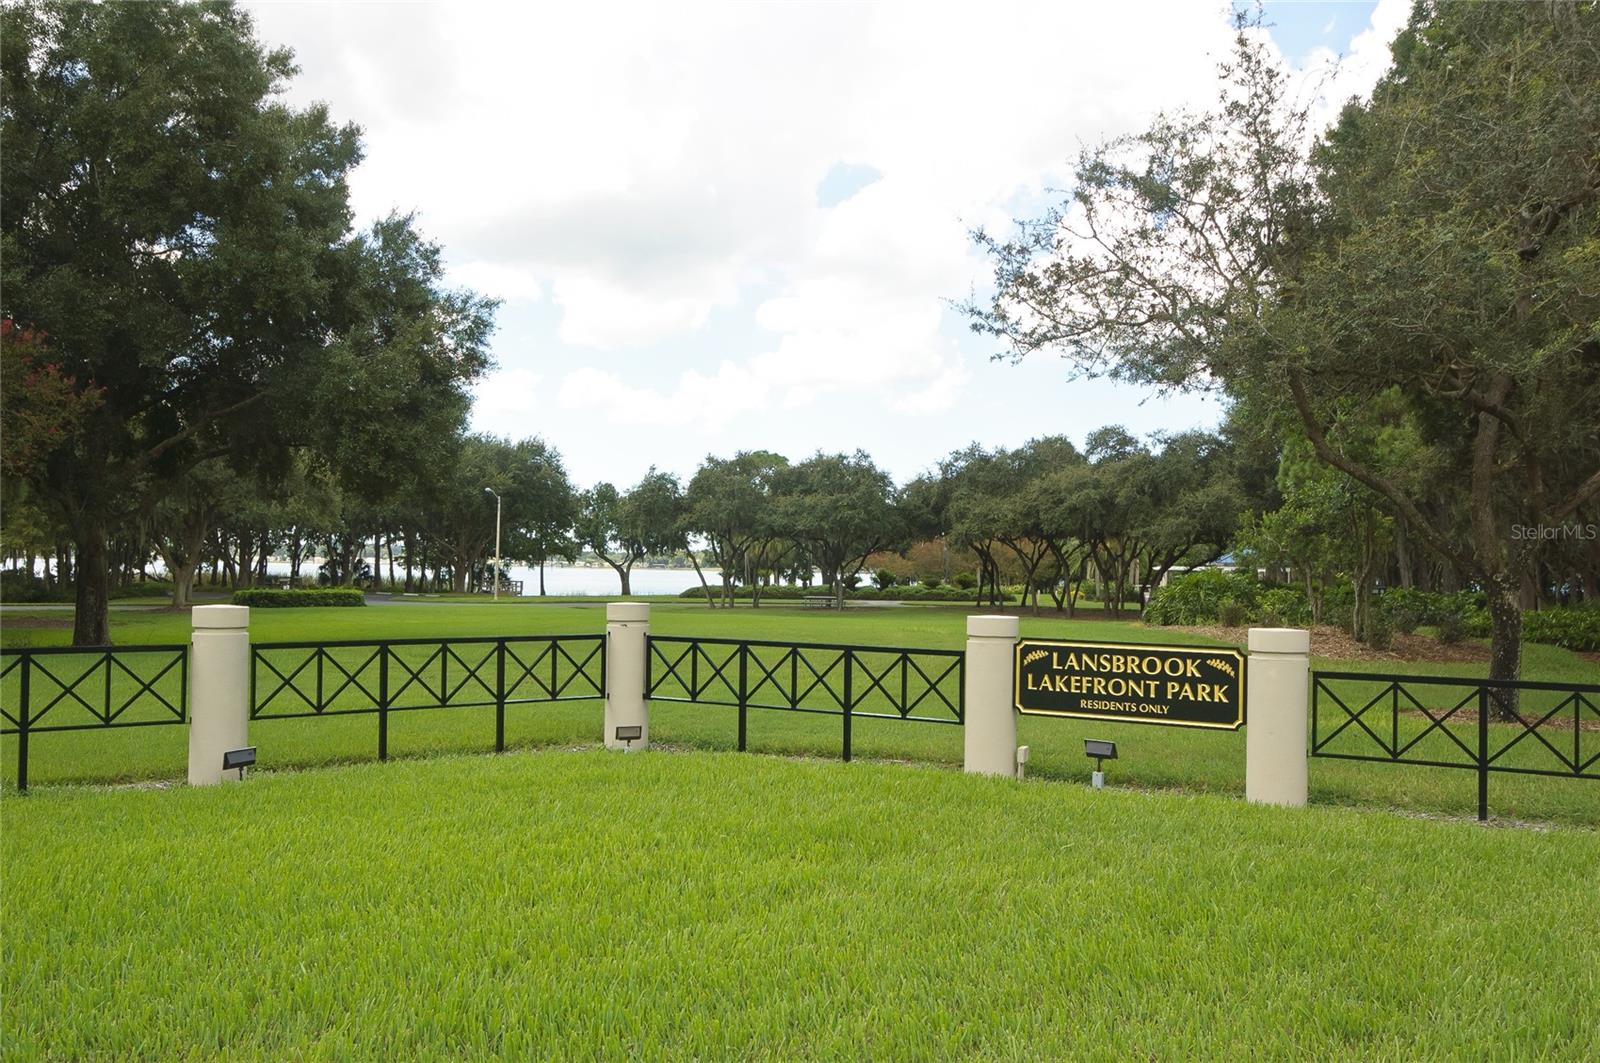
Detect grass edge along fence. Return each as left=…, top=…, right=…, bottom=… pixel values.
left=4, top=605, right=1597, bottom=825
left=644, top=634, right=965, bottom=761
left=0, top=643, right=189, bottom=791
left=1312, top=670, right=1600, bottom=821
left=251, top=633, right=606, bottom=762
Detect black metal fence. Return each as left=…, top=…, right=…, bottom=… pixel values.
left=251, top=635, right=605, bottom=759
left=644, top=636, right=964, bottom=760
left=1, top=644, right=189, bottom=792
left=1311, top=670, right=1599, bottom=820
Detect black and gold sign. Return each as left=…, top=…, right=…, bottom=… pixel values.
left=1014, top=639, right=1246, bottom=730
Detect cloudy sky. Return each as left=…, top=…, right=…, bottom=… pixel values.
left=245, top=0, right=1408, bottom=490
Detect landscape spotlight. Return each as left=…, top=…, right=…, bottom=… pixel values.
left=1084, top=739, right=1117, bottom=790
left=615, top=724, right=643, bottom=751
left=222, top=746, right=257, bottom=781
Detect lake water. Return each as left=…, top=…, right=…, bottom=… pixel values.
left=501, top=564, right=713, bottom=597
left=129, top=559, right=720, bottom=598
left=249, top=560, right=715, bottom=597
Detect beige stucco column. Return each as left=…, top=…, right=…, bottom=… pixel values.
left=188, top=604, right=250, bottom=786
left=604, top=602, right=650, bottom=750
left=1245, top=627, right=1310, bottom=807
left=963, top=614, right=1020, bottom=777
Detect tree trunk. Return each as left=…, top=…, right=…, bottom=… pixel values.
left=1485, top=576, right=1523, bottom=720
left=71, top=517, right=111, bottom=646
left=236, top=529, right=254, bottom=589
left=538, top=559, right=547, bottom=596
left=688, top=550, right=716, bottom=607
left=169, top=561, right=197, bottom=609
left=612, top=560, right=632, bottom=596
left=403, top=530, right=416, bottom=593
left=1394, top=518, right=1414, bottom=590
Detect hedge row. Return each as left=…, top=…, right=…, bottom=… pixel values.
left=675, top=584, right=997, bottom=603
left=1144, top=571, right=1599, bottom=652
left=0, top=570, right=178, bottom=604
left=1521, top=606, right=1600, bottom=653
left=230, top=588, right=366, bottom=608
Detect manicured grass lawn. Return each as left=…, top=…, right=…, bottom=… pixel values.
left=3, top=750, right=1596, bottom=1060
left=3, top=603, right=1597, bottom=825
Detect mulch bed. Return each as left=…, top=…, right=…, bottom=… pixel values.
left=0, top=616, right=73, bottom=629
left=1176, top=623, right=1493, bottom=664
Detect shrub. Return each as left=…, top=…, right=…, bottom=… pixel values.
left=1522, top=606, right=1600, bottom=652
left=1143, top=570, right=1258, bottom=626
left=1320, top=581, right=1356, bottom=629
left=1363, top=615, right=1393, bottom=651
left=1379, top=588, right=1486, bottom=630
left=1, top=572, right=178, bottom=603
left=1435, top=612, right=1466, bottom=645
left=0, top=569, right=58, bottom=603
left=110, top=580, right=176, bottom=600
left=232, top=588, right=366, bottom=608
left=920, top=576, right=943, bottom=590
left=952, top=571, right=977, bottom=590
left=872, top=568, right=897, bottom=590
left=1255, top=586, right=1312, bottom=627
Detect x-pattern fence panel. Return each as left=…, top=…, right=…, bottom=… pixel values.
left=1311, top=670, right=1599, bottom=820
left=645, top=635, right=963, bottom=760
left=1, top=644, right=189, bottom=792
left=251, top=635, right=605, bottom=760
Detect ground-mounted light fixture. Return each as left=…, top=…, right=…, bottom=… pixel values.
left=222, top=746, right=257, bottom=781
left=1084, top=739, right=1117, bottom=790
left=615, top=725, right=643, bottom=751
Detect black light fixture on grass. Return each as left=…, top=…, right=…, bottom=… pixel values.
left=222, top=747, right=256, bottom=781
left=1084, top=739, right=1117, bottom=790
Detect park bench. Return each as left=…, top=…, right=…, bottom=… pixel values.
left=802, top=595, right=838, bottom=609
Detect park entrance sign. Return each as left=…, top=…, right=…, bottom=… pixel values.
left=1014, top=639, right=1246, bottom=730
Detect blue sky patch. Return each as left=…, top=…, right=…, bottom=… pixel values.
left=816, top=162, right=884, bottom=208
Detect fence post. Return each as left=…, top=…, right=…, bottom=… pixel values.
left=737, top=643, right=748, bottom=753
left=377, top=644, right=389, bottom=762
left=188, top=605, right=250, bottom=786
left=495, top=640, right=507, bottom=753
left=1477, top=686, right=1489, bottom=822
left=604, top=603, right=649, bottom=750
left=1245, top=627, right=1309, bottom=808
left=842, top=649, right=853, bottom=763
left=15, top=655, right=30, bottom=793
left=963, top=615, right=1019, bottom=777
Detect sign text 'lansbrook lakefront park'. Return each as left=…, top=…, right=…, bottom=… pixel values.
left=1014, top=640, right=1246, bottom=730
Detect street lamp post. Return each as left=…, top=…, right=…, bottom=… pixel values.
left=484, top=487, right=502, bottom=601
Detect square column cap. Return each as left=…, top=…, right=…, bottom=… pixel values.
left=192, top=604, right=250, bottom=629
left=967, top=615, right=1020, bottom=639
left=1248, top=627, right=1311, bottom=655
left=606, top=602, right=650, bottom=623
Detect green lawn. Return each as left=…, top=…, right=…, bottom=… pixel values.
left=3, top=750, right=1596, bottom=1060
left=2, top=603, right=1596, bottom=825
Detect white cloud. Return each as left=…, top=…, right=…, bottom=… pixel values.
left=243, top=0, right=1408, bottom=482
left=891, top=364, right=971, bottom=415
left=558, top=362, right=769, bottom=431
left=471, top=368, right=544, bottom=438
left=1297, top=0, right=1413, bottom=131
